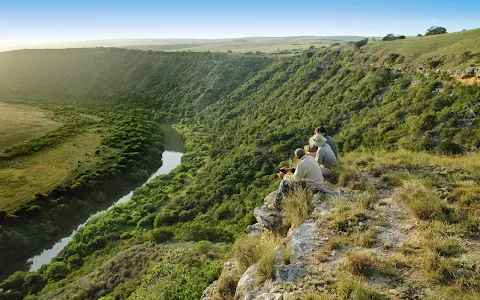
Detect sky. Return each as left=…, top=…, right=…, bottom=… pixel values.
left=0, top=0, right=479, bottom=45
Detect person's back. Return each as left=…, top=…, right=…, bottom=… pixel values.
left=290, top=155, right=324, bottom=190
left=325, top=135, right=339, bottom=159
left=315, top=143, right=337, bottom=177
left=316, top=143, right=337, bottom=168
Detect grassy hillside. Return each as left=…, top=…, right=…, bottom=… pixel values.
left=363, top=28, right=480, bottom=69
left=0, top=49, right=271, bottom=119
left=0, top=30, right=479, bottom=299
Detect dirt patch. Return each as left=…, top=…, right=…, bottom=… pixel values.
left=451, top=75, right=480, bottom=85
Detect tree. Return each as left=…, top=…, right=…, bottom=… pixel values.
left=425, top=26, right=447, bottom=36
left=354, top=38, right=369, bottom=48
left=382, top=34, right=396, bottom=41
left=382, top=34, right=406, bottom=41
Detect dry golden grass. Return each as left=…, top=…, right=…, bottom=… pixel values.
left=232, top=233, right=280, bottom=283
left=283, top=188, right=312, bottom=227
left=396, top=180, right=444, bottom=220
left=343, top=149, right=480, bottom=180
left=0, top=129, right=103, bottom=211
left=336, top=275, right=385, bottom=300
left=0, top=102, right=61, bottom=150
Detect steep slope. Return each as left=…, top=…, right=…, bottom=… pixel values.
left=0, top=30, right=479, bottom=300
left=0, top=48, right=271, bottom=119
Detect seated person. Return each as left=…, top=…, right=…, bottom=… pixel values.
left=314, top=136, right=337, bottom=177
left=304, top=128, right=325, bottom=154
left=275, top=148, right=324, bottom=209
left=318, top=127, right=339, bottom=159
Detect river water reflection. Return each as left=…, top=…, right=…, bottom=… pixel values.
left=6, top=125, right=184, bottom=275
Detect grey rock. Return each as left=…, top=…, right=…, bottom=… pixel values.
left=254, top=192, right=289, bottom=234
left=235, top=263, right=264, bottom=300
left=465, top=66, right=476, bottom=77
left=275, top=265, right=304, bottom=283
left=291, top=221, right=319, bottom=265
left=246, top=223, right=263, bottom=237
left=263, top=191, right=277, bottom=207
left=254, top=207, right=286, bottom=233
left=256, top=293, right=284, bottom=300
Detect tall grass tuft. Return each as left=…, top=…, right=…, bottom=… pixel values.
left=233, top=236, right=263, bottom=273
left=337, top=276, right=386, bottom=300
left=396, top=180, right=444, bottom=220
left=232, top=233, right=280, bottom=284
left=346, top=252, right=378, bottom=277
left=283, top=188, right=313, bottom=228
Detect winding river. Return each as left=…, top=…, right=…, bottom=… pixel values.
left=3, top=125, right=184, bottom=278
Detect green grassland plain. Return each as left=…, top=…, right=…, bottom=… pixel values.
left=0, top=129, right=103, bottom=212
left=0, top=102, right=110, bottom=212
left=361, top=28, right=480, bottom=69
left=123, top=36, right=365, bottom=53
left=0, top=102, right=61, bottom=150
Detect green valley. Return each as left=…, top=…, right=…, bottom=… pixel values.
left=0, top=28, right=479, bottom=300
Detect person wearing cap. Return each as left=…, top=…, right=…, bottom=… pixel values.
left=274, top=148, right=324, bottom=209
left=313, top=135, right=337, bottom=177
left=304, top=128, right=324, bottom=154
left=317, top=127, right=339, bottom=159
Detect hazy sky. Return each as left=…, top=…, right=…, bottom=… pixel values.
left=1, top=0, right=479, bottom=44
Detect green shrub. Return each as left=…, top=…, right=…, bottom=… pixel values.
left=151, top=228, right=174, bottom=243
left=45, top=261, right=69, bottom=282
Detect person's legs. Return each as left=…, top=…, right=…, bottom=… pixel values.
left=321, top=167, right=332, bottom=178
left=275, top=180, right=306, bottom=209
left=275, top=179, right=291, bottom=209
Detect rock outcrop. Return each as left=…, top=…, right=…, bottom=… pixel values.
left=252, top=191, right=289, bottom=234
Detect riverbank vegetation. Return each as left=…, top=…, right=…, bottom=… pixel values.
left=0, top=102, right=165, bottom=280
left=0, top=29, right=479, bottom=299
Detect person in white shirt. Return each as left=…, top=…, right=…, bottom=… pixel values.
left=318, top=127, right=339, bottom=159
left=313, top=136, right=337, bottom=177
left=304, top=128, right=324, bottom=154
left=275, top=148, right=324, bottom=209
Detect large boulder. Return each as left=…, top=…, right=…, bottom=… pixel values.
left=275, top=265, right=304, bottom=283
left=235, top=263, right=266, bottom=300
left=253, top=192, right=288, bottom=234
left=290, top=221, right=320, bottom=265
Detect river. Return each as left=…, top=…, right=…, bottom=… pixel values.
left=2, top=125, right=184, bottom=278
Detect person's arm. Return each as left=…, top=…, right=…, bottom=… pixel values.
left=286, top=162, right=305, bottom=182
left=277, top=167, right=294, bottom=179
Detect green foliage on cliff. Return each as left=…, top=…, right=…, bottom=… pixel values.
left=1, top=29, right=479, bottom=299
left=0, top=49, right=271, bottom=120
